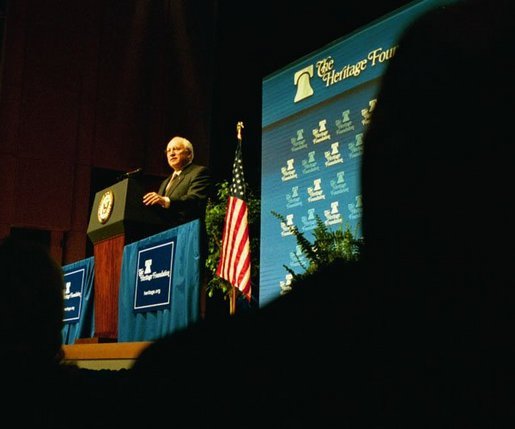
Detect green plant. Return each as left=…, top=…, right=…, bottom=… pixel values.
left=271, top=210, right=363, bottom=294
left=205, top=180, right=260, bottom=299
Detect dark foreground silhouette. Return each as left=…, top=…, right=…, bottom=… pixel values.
left=126, top=1, right=515, bottom=427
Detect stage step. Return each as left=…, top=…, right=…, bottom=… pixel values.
left=62, top=341, right=151, bottom=370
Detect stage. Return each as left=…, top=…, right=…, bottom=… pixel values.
left=62, top=341, right=151, bottom=370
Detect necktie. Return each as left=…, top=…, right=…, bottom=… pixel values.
left=165, top=172, right=177, bottom=194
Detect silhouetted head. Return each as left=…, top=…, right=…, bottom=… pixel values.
left=360, top=0, right=514, bottom=342
left=0, top=235, right=65, bottom=366
left=362, top=1, right=513, bottom=272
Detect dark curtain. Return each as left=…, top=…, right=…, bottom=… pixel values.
left=0, top=0, right=217, bottom=263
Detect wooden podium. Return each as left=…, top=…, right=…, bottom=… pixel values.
left=86, top=177, right=167, bottom=341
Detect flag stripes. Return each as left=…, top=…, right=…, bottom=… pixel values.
left=217, top=196, right=251, bottom=300
left=216, top=137, right=252, bottom=301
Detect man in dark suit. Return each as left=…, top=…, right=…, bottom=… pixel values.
left=143, top=136, right=211, bottom=228
left=143, top=136, right=212, bottom=318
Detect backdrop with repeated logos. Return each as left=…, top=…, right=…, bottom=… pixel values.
left=259, top=0, right=456, bottom=306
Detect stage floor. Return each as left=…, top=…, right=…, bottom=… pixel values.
left=62, top=341, right=151, bottom=370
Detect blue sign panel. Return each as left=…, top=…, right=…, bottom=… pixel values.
left=63, top=268, right=85, bottom=323
left=133, top=239, right=176, bottom=312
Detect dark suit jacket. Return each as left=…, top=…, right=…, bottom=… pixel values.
left=157, top=163, right=211, bottom=229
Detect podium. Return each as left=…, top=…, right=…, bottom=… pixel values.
left=86, top=177, right=168, bottom=341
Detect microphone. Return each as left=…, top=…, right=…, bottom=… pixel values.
left=117, top=167, right=143, bottom=181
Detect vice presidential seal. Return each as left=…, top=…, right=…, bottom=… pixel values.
left=97, top=190, right=114, bottom=224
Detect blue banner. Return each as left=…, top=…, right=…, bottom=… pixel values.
left=63, top=268, right=86, bottom=322
left=134, top=239, right=176, bottom=312
left=118, top=220, right=201, bottom=342
left=61, top=257, right=95, bottom=344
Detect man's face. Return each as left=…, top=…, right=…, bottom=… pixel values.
left=166, top=141, right=191, bottom=171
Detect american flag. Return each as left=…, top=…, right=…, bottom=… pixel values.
left=216, top=137, right=252, bottom=301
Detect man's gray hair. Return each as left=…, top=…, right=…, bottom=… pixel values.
left=171, top=136, right=194, bottom=161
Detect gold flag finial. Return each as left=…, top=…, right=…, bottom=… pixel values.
left=236, top=121, right=244, bottom=142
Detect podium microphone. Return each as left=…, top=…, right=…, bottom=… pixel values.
left=117, top=167, right=143, bottom=181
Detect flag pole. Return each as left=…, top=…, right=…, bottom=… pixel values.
left=236, top=120, right=244, bottom=141
left=229, top=121, right=244, bottom=315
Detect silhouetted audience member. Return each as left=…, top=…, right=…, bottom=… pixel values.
left=1, top=236, right=65, bottom=367
left=1, top=235, right=72, bottom=426
left=375, top=1, right=515, bottom=423
left=0, top=236, right=129, bottom=428
left=126, top=1, right=514, bottom=427
left=359, top=0, right=514, bottom=423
